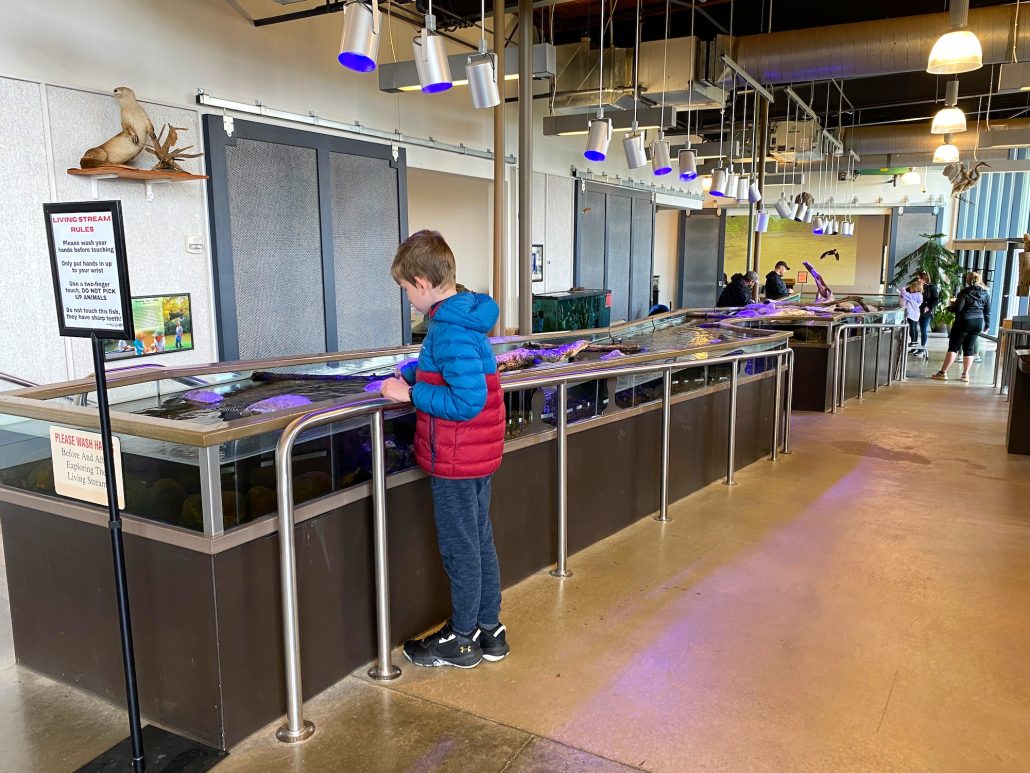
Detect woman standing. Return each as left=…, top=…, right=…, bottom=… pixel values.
left=932, top=271, right=991, bottom=382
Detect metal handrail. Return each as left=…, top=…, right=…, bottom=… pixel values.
left=994, top=327, right=1030, bottom=398
left=272, top=345, right=795, bottom=743
left=0, top=372, right=37, bottom=388
left=831, top=323, right=908, bottom=414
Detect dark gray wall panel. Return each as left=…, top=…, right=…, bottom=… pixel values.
left=576, top=190, right=607, bottom=288
left=630, top=197, right=655, bottom=319
left=329, top=153, right=403, bottom=350
left=680, top=212, right=722, bottom=307
left=888, top=209, right=941, bottom=290
left=606, top=195, right=632, bottom=321
left=225, top=138, right=326, bottom=359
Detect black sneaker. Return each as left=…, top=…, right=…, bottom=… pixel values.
left=477, top=623, right=510, bottom=662
left=403, top=621, right=482, bottom=668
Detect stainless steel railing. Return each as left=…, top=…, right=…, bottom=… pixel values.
left=272, top=345, right=794, bottom=742
left=831, top=323, right=909, bottom=414
left=993, top=328, right=1030, bottom=399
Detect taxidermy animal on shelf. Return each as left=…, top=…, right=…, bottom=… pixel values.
left=79, top=86, right=156, bottom=168
left=146, top=124, right=203, bottom=173
left=794, top=191, right=815, bottom=207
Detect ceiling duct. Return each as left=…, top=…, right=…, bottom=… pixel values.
left=731, top=5, right=1030, bottom=84
left=843, top=120, right=1030, bottom=157
left=549, top=37, right=726, bottom=115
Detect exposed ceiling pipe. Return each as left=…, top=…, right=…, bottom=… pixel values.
left=732, top=4, right=1029, bottom=84
left=843, top=119, right=1030, bottom=156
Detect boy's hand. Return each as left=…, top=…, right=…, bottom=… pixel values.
left=380, top=377, right=412, bottom=403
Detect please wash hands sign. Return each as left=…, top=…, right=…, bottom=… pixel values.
left=49, top=426, right=126, bottom=509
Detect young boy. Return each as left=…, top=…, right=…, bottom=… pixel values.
left=380, top=230, right=509, bottom=668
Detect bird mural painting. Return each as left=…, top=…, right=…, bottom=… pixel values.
left=79, top=86, right=156, bottom=169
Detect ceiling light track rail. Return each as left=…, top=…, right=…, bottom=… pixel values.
left=195, top=89, right=516, bottom=163
left=570, top=166, right=704, bottom=201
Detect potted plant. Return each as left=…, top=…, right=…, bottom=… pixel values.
left=891, top=233, right=963, bottom=332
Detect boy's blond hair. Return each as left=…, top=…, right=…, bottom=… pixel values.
left=391, top=230, right=456, bottom=288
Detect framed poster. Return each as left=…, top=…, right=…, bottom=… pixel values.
left=104, top=294, right=195, bottom=360
left=531, top=244, right=544, bottom=283
left=43, top=200, right=133, bottom=340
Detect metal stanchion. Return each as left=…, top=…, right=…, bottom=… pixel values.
left=782, top=348, right=793, bottom=454
left=901, top=329, right=909, bottom=381
left=887, top=327, right=895, bottom=388
left=831, top=328, right=842, bottom=414
left=771, top=355, right=782, bottom=461
left=367, top=411, right=401, bottom=681
left=724, top=363, right=739, bottom=486
left=275, top=431, right=315, bottom=744
left=838, top=329, right=849, bottom=413
left=993, top=332, right=1004, bottom=389
left=858, top=329, right=867, bottom=399
left=874, top=329, right=881, bottom=393
left=655, top=368, right=673, bottom=522
left=550, top=382, right=572, bottom=577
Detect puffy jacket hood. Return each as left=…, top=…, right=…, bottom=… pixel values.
left=965, top=285, right=989, bottom=303
left=431, top=292, right=499, bottom=333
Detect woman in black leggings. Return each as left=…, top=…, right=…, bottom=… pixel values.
left=932, top=271, right=991, bottom=382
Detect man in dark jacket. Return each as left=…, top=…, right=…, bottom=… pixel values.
left=717, top=271, right=758, bottom=307
left=917, top=270, right=940, bottom=348
left=764, top=261, right=791, bottom=300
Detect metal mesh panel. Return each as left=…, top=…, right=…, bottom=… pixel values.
left=680, top=213, right=720, bottom=308
left=576, top=189, right=606, bottom=288
left=629, top=197, right=654, bottom=320
left=329, top=153, right=403, bottom=350
left=606, top=195, right=631, bottom=322
left=226, top=139, right=325, bottom=359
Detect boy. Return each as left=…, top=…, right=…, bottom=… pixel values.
left=380, top=230, right=509, bottom=668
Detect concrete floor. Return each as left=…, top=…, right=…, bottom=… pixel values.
left=2, top=340, right=1029, bottom=772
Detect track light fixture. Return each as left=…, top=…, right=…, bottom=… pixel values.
left=413, top=6, right=453, bottom=94
left=774, top=195, right=793, bottom=219
left=812, top=215, right=825, bottom=235
left=927, top=0, right=982, bottom=75
left=466, top=0, right=500, bottom=110
left=624, top=130, right=648, bottom=169
left=338, top=0, right=381, bottom=73
left=710, top=167, right=728, bottom=197
left=755, top=210, right=770, bottom=233
left=931, top=80, right=967, bottom=134
left=585, top=111, right=612, bottom=161
left=652, top=136, right=673, bottom=176
left=678, top=149, right=698, bottom=181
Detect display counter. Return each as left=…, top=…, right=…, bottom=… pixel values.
left=0, top=311, right=789, bottom=749
left=1007, top=350, right=1030, bottom=455
left=684, top=297, right=905, bottom=412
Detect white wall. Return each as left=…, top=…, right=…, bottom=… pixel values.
left=653, top=209, right=681, bottom=308
left=406, top=169, right=493, bottom=293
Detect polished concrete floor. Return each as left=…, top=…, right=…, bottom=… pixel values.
left=2, top=339, right=1029, bottom=772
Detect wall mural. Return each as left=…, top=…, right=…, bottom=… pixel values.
left=724, top=216, right=859, bottom=286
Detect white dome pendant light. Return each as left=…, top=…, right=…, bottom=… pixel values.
left=928, top=0, right=983, bottom=75
left=931, top=80, right=967, bottom=134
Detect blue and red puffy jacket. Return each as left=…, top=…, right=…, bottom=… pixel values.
left=400, top=292, right=505, bottom=479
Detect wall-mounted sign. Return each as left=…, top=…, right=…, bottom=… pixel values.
left=104, top=294, right=194, bottom=360
left=43, top=200, right=133, bottom=340
left=49, top=426, right=125, bottom=509
left=531, top=244, right=545, bottom=283
left=797, top=271, right=809, bottom=284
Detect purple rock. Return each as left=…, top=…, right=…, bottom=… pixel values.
left=247, top=395, right=313, bottom=414
left=182, top=389, right=224, bottom=405
left=600, top=350, right=625, bottom=360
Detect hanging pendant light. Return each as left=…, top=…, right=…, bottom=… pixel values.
left=812, top=215, right=825, bottom=235
left=584, top=0, right=610, bottom=161
left=927, top=0, right=982, bottom=75
left=652, top=136, right=673, bottom=175
left=748, top=179, right=762, bottom=204
left=804, top=207, right=815, bottom=224
left=931, top=80, right=967, bottom=134
left=624, top=130, right=648, bottom=169
left=933, top=134, right=961, bottom=163
left=652, top=0, right=673, bottom=177
left=794, top=201, right=808, bottom=222
left=736, top=174, right=749, bottom=201
left=701, top=175, right=713, bottom=192
left=755, top=210, right=770, bottom=233
left=338, top=0, right=381, bottom=72
left=901, top=168, right=921, bottom=185
left=467, top=0, right=500, bottom=109
left=413, top=6, right=453, bottom=94
left=710, top=167, right=729, bottom=197
left=774, top=194, right=793, bottom=219
left=585, top=112, right=613, bottom=161
left=678, top=149, right=698, bottom=181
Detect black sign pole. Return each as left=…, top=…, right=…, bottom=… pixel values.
left=90, top=332, right=146, bottom=773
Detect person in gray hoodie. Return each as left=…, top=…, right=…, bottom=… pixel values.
left=932, top=271, right=991, bottom=382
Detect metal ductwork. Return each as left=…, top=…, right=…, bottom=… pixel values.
left=844, top=119, right=1030, bottom=156
left=732, top=5, right=1029, bottom=84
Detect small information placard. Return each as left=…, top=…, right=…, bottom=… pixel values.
left=797, top=271, right=809, bottom=284
left=43, top=200, right=133, bottom=340
left=49, top=426, right=125, bottom=509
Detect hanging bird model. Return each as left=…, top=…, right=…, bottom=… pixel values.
left=942, top=161, right=990, bottom=197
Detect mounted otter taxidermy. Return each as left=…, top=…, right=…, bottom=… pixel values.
left=79, top=86, right=156, bottom=168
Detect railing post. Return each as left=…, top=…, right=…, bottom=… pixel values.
left=858, top=327, right=867, bottom=400
left=771, top=353, right=782, bottom=461
left=887, top=326, right=895, bottom=388
left=367, top=410, right=401, bottom=681
left=831, top=327, right=842, bottom=414
left=874, top=328, right=881, bottom=393
left=655, top=368, right=672, bottom=522
left=993, top=331, right=1003, bottom=390
left=550, top=381, right=572, bottom=577
left=901, top=326, right=909, bottom=381
left=275, top=430, right=315, bottom=744
left=782, top=348, right=793, bottom=454
left=724, top=362, right=739, bottom=486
